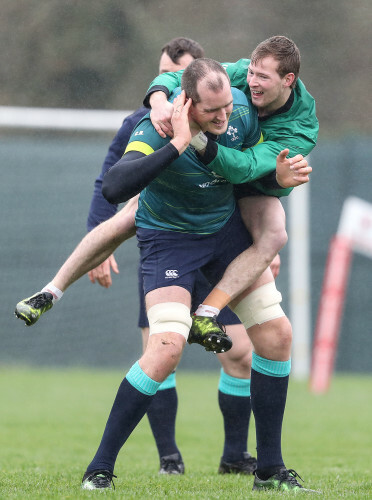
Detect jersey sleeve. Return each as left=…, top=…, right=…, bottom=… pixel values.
left=240, top=99, right=261, bottom=149
left=125, top=117, right=168, bottom=154
left=201, top=107, right=317, bottom=195
left=102, top=118, right=178, bottom=204
left=144, top=59, right=251, bottom=106
left=144, top=71, right=184, bottom=106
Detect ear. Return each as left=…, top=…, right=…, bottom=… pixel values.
left=284, top=72, right=295, bottom=88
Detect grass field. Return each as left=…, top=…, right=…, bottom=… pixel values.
left=1, top=367, right=371, bottom=499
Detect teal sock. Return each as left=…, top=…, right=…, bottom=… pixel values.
left=127, top=361, right=161, bottom=395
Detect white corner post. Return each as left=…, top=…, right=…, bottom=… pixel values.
left=289, top=177, right=311, bottom=379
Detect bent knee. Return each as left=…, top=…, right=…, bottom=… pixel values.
left=255, top=226, right=288, bottom=259
left=272, top=315, right=292, bottom=350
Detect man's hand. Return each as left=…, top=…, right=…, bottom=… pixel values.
left=170, top=91, right=193, bottom=155
left=276, top=149, right=312, bottom=188
left=88, top=254, right=119, bottom=288
left=149, top=91, right=174, bottom=138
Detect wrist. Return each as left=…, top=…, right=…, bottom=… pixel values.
left=149, top=91, right=167, bottom=108
left=276, top=172, right=286, bottom=188
left=190, top=131, right=208, bottom=153
left=170, top=136, right=189, bottom=155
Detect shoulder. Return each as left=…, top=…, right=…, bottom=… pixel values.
left=231, top=87, right=257, bottom=121
left=128, top=114, right=169, bottom=151
left=231, top=87, right=249, bottom=106
left=222, top=58, right=250, bottom=73
left=293, top=79, right=316, bottom=110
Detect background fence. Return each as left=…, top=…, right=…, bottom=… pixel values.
left=1, top=129, right=372, bottom=372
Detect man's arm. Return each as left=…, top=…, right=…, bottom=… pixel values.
left=143, top=72, right=184, bottom=107
left=103, top=92, right=192, bottom=204
left=102, top=146, right=180, bottom=204
left=143, top=60, right=251, bottom=107
left=197, top=133, right=314, bottom=193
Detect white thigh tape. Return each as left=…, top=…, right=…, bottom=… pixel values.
left=233, top=281, right=285, bottom=329
left=147, top=302, right=192, bottom=340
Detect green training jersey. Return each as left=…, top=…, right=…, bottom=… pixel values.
left=127, top=87, right=260, bottom=234
left=146, top=58, right=319, bottom=197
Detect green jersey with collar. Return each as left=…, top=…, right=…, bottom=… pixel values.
left=145, top=58, right=318, bottom=197
left=128, top=87, right=260, bottom=234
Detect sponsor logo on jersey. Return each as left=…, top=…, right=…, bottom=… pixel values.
left=198, top=176, right=228, bottom=188
left=165, top=269, right=179, bottom=279
left=134, top=130, right=144, bottom=136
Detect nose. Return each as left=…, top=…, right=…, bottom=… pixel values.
left=216, top=108, right=227, bottom=121
left=248, top=74, right=257, bottom=87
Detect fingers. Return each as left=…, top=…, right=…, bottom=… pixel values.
left=97, top=275, right=112, bottom=288
left=293, top=174, right=310, bottom=182
left=278, top=148, right=290, bottom=160
left=110, top=255, right=120, bottom=275
left=88, top=260, right=113, bottom=289
left=154, top=123, right=167, bottom=139
left=173, top=91, right=186, bottom=107
left=292, top=163, right=312, bottom=174
left=173, top=92, right=191, bottom=116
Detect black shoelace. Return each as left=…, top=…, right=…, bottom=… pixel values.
left=279, top=468, right=304, bottom=487
left=26, top=293, right=51, bottom=307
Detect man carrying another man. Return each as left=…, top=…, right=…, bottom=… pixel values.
left=78, top=58, right=316, bottom=492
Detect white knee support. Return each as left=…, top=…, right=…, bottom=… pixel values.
left=232, top=282, right=285, bottom=329
left=147, top=302, right=192, bottom=341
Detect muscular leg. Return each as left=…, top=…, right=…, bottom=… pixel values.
left=84, top=287, right=189, bottom=477
left=231, top=269, right=292, bottom=478
left=200, top=196, right=287, bottom=312
left=141, top=325, right=184, bottom=468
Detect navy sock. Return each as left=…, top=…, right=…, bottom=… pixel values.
left=147, top=387, right=181, bottom=459
left=218, top=390, right=251, bottom=462
left=87, top=378, right=153, bottom=473
left=251, top=367, right=288, bottom=474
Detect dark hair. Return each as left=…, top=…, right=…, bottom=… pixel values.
left=161, top=37, right=205, bottom=63
left=181, top=58, right=230, bottom=103
left=251, top=35, right=301, bottom=88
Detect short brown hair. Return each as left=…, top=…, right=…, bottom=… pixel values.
left=181, top=58, right=230, bottom=103
left=161, top=37, right=205, bottom=64
left=251, top=36, right=300, bottom=88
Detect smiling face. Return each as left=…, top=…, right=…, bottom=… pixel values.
left=247, top=56, right=294, bottom=116
left=189, top=75, right=233, bottom=135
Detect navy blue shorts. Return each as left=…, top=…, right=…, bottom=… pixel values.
left=137, top=265, right=241, bottom=328
left=137, top=207, right=252, bottom=324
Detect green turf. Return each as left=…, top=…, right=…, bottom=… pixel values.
left=1, top=367, right=371, bottom=498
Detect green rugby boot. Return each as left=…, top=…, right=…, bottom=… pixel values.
left=253, top=468, right=320, bottom=493
left=81, top=470, right=117, bottom=490
left=188, top=315, right=232, bottom=353
left=15, top=292, right=54, bottom=326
